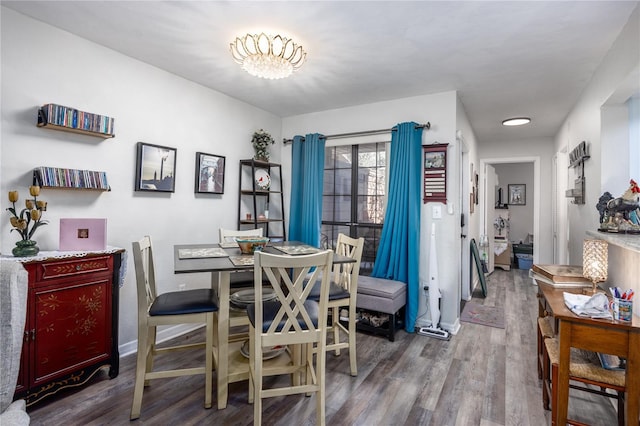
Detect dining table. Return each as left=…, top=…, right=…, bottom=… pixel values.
left=173, top=240, right=354, bottom=409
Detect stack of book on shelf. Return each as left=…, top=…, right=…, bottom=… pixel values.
left=529, top=264, right=592, bottom=288
left=34, top=166, right=109, bottom=190
left=38, top=103, right=115, bottom=135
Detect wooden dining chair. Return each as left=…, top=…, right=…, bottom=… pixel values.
left=542, top=337, right=626, bottom=426
left=219, top=228, right=264, bottom=244
left=247, top=250, right=334, bottom=426
left=130, top=236, right=218, bottom=420
left=308, top=233, right=364, bottom=376
left=219, top=228, right=265, bottom=288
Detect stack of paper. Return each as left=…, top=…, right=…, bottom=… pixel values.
left=530, top=264, right=592, bottom=288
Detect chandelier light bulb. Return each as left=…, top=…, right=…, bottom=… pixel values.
left=230, top=32, right=306, bottom=80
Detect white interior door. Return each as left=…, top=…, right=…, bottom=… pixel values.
left=484, top=164, right=497, bottom=274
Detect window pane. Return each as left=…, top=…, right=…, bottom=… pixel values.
left=357, top=226, right=381, bottom=275
left=322, top=196, right=335, bottom=221
left=335, top=196, right=351, bottom=222
left=324, top=147, right=336, bottom=169
left=323, top=170, right=334, bottom=195
left=335, top=146, right=352, bottom=168
left=377, top=149, right=386, bottom=166
left=357, top=195, right=385, bottom=224
left=335, top=169, right=351, bottom=195
left=358, top=144, right=377, bottom=167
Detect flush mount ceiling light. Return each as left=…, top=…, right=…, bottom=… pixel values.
left=230, top=32, right=306, bottom=80
left=502, top=117, right=531, bottom=126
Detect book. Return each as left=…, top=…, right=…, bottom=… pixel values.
left=529, top=265, right=592, bottom=288
left=531, top=264, right=591, bottom=283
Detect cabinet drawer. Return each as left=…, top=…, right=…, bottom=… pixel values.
left=36, top=256, right=113, bottom=282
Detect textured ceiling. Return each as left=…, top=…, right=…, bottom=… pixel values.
left=3, top=1, right=638, bottom=143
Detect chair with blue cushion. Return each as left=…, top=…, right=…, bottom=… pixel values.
left=130, top=235, right=218, bottom=420
left=247, top=250, right=333, bottom=426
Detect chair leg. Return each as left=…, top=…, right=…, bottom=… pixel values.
left=537, top=325, right=543, bottom=380
left=542, top=338, right=550, bottom=410
left=204, top=312, right=214, bottom=409
left=616, top=391, right=625, bottom=426
left=331, top=306, right=340, bottom=356
left=348, top=303, right=357, bottom=376
left=388, top=313, right=396, bottom=342
left=550, top=361, right=558, bottom=426
left=130, top=324, right=150, bottom=420
left=317, top=341, right=326, bottom=426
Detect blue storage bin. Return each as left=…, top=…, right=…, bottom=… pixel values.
left=515, top=253, right=533, bottom=270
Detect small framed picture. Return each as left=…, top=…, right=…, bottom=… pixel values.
left=195, top=152, right=225, bottom=194
left=508, top=184, right=526, bottom=205
left=423, top=143, right=448, bottom=203
left=135, top=142, right=177, bottom=192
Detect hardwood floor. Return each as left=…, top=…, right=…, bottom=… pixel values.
left=26, top=269, right=620, bottom=425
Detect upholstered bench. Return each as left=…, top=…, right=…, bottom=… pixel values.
left=355, top=276, right=407, bottom=341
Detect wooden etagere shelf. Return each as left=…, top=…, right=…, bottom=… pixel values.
left=37, top=103, right=115, bottom=138
left=33, top=166, right=110, bottom=191
left=238, top=159, right=286, bottom=240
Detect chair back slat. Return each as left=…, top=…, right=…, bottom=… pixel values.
left=254, top=250, right=333, bottom=341
left=332, top=234, right=364, bottom=292
left=132, top=236, right=157, bottom=317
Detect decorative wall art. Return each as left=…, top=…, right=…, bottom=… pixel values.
left=508, top=184, right=526, bottom=205
left=423, top=143, right=448, bottom=203
left=195, top=152, right=225, bottom=194
left=135, top=142, right=177, bottom=192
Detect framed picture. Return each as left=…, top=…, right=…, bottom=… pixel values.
left=423, top=143, right=448, bottom=203
left=508, top=184, right=526, bottom=205
left=135, top=142, right=176, bottom=192
left=195, top=152, right=225, bottom=194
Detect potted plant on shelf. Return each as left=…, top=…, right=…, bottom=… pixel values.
left=6, top=186, right=48, bottom=257
left=251, top=129, right=275, bottom=162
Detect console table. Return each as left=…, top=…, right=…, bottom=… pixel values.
left=5, top=248, right=125, bottom=406
left=537, top=281, right=639, bottom=425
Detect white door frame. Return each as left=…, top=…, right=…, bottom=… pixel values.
left=480, top=156, right=540, bottom=265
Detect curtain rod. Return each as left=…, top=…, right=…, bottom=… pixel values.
left=282, top=122, right=430, bottom=144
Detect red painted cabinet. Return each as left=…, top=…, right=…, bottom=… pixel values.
left=14, top=251, right=123, bottom=406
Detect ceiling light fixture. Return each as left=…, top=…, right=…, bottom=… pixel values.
left=502, top=117, right=531, bottom=126
left=230, top=33, right=306, bottom=80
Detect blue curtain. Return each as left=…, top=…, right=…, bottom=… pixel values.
left=288, top=133, right=325, bottom=246
left=371, top=122, right=423, bottom=332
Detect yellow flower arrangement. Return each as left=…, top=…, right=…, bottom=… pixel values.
left=6, top=186, right=48, bottom=241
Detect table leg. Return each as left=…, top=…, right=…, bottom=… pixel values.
left=556, top=320, right=572, bottom=426
left=626, top=331, right=639, bottom=426
left=215, top=271, right=230, bottom=409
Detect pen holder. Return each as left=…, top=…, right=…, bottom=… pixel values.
left=613, top=298, right=633, bottom=322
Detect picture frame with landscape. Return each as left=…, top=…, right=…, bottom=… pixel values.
left=508, top=184, right=526, bottom=205
left=135, top=142, right=177, bottom=192
left=195, top=152, right=225, bottom=194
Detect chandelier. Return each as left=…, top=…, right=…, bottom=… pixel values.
left=230, top=33, right=306, bottom=80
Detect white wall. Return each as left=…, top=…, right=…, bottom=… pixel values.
left=0, top=8, right=282, bottom=350
left=554, top=5, right=640, bottom=263
left=494, top=163, right=534, bottom=244
left=282, top=91, right=465, bottom=332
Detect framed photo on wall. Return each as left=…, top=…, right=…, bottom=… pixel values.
left=508, top=184, right=526, bottom=205
left=135, top=142, right=177, bottom=192
left=195, top=152, right=225, bottom=194
left=423, top=143, right=448, bottom=203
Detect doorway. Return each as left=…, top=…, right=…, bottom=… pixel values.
left=480, top=157, right=540, bottom=271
